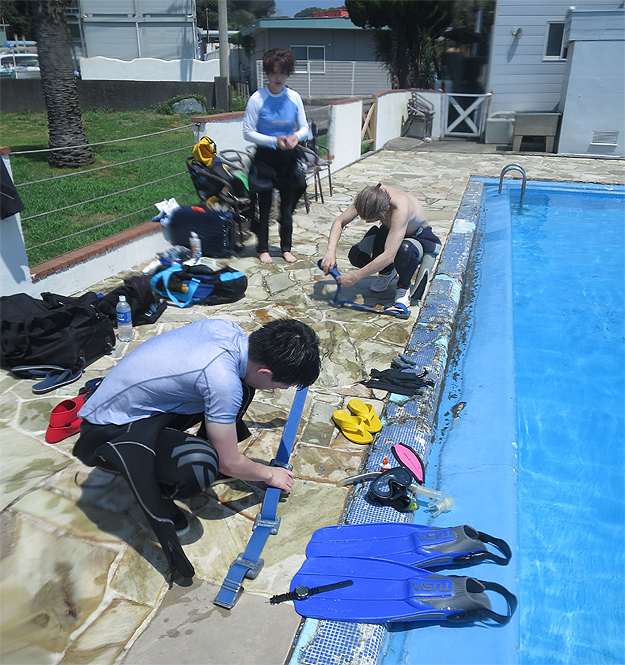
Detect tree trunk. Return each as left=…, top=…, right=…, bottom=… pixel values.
left=30, top=1, right=95, bottom=168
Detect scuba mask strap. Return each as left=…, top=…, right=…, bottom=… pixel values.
left=448, top=579, right=517, bottom=626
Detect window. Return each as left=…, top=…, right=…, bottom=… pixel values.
left=291, top=45, right=325, bottom=74
left=544, top=21, right=568, bottom=60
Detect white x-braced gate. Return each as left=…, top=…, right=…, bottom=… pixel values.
left=443, top=92, right=492, bottom=138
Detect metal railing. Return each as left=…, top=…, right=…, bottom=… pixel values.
left=255, top=59, right=390, bottom=99
left=499, top=163, right=527, bottom=205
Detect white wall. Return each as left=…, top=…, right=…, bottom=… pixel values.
left=327, top=99, right=363, bottom=173
left=0, top=155, right=31, bottom=296
left=486, top=0, right=622, bottom=115
left=375, top=91, right=410, bottom=148
left=558, top=9, right=625, bottom=157
left=28, top=230, right=171, bottom=298
left=194, top=116, right=252, bottom=153
left=79, top=56, right=220, bottom=82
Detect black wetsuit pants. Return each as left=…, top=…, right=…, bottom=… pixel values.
left=348, top=225, right=442, bottom=297
left=250, top=147, right=305, bottom=254
left=73, top=385, right=255, bottom=581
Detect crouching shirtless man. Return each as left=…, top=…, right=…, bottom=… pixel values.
left=320, top=183, right=441, bottom=314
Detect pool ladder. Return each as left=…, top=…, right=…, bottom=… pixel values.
left=499, top=163, right=526, bottom=205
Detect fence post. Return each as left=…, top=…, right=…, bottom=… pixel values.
left=307, top=60, right=311, bottom=100
left=0, top=148, right=33, bottom=296
left=351, top=61, right=355, bottom=97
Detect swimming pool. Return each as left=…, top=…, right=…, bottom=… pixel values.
left=382, top=180, right=624, bottom=664
left=509, top=182, right=624, bottom=664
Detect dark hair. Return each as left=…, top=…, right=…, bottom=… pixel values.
left=248, top=318, right=321, bottom=387
left=263, top=48, right=296, bottom=76
left=354, top=184, right=391, bottom=220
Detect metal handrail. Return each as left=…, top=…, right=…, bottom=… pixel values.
left=498, top=163, right=527, bottom=204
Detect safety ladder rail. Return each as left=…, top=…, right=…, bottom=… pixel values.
left=498, top=163, right=527, bottom=205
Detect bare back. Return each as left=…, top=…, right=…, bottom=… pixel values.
left=380, top=185, right=428, bottom=237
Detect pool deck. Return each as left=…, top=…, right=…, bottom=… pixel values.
left=1, top=142, right=622, bottom=665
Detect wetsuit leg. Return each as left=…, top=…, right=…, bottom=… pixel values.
left=75, top=414, right=196, bottom=580
left=256, top=189, right=273, bottom=253
left=348, top=226, right=394, bottom=273
left=277, top=184, right=294, bottom=253
left=411, top=251, right=438, bottom=301
left=394, top=238, right=424, bottom=289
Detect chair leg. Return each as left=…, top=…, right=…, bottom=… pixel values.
left=304, top=189, right=310, bottom=214
left=327, top=168, right=333, bottom=197
left=316, top=172, right=324, bottom=204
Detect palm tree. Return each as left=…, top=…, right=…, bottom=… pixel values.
left=27, top=0, right=94, bottom=168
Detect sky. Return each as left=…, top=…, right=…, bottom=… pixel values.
left=273, top=1, right=344, bottom=18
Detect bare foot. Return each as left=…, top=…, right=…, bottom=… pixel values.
left=259, top=252, right=272, bottom=264
left=282, top=251, right=297, bottom=264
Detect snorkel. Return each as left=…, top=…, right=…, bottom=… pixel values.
left=338, top=443, right=454, bottom=517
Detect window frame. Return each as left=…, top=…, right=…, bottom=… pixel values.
left=543, top=21, right=568, bottom=61
left=290, top=45, right=326, bottom=74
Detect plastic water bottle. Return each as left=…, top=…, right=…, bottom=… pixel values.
left=116, top=295, right=133, bottom=342
left=190, top=231, right=202, bottom=260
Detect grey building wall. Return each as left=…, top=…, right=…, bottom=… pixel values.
left=486, top=0, right=622, bottom=114
left=78, top=0, right=197, bottom=61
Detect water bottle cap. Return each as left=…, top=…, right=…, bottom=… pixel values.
left=119, top=295, right=127, bottom=302
left=190, top=231, right=198, bottom=238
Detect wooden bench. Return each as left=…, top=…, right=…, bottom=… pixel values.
left=513, top=112, right=561, bottom=152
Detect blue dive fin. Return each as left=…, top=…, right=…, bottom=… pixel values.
left=290, top=556, right=517, bottom=624
left=305, top=523, right=511, bottom=570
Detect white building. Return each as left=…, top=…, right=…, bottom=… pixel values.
left=485, top=0, right=624, bottom=156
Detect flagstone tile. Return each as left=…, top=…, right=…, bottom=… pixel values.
left=1, top=430, right=71, bottom=510
left=300, top=398, right=342, bottom=447
left=108, top=540, right=167, bottom=607
left=0, top=389, right=20, bottom=424
left=292, top=444, right=365, bottom=484
left=13, top=488, right=138, bottom=545
left=181, top=510, right=252, bottom=584
left=17, top=397, right=63, bottom=432
left=0, top=514, right=118, bottom=656
left=59, top=597, right=152, bottom=665
left=47, top=464, right=136, bottom=514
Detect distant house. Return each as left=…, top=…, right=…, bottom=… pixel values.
left=68, top=0, right=198, bottom=61
left=484, top=0, right=624, bottom=155
left=238, top=16, right=390, bottom=99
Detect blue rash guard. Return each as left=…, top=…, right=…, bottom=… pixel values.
left=243, top=86, right=309, bottom=148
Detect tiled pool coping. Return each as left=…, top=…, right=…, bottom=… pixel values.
left=289, top=180, right=485, bottom=665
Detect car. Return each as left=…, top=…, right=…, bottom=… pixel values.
left=0, top=52, right=40, bottom=78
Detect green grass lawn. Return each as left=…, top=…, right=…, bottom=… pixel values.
left=2, top=109, right=201, bottom=265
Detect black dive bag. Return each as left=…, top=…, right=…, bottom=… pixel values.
left=0, top=291, right=115, bottom=370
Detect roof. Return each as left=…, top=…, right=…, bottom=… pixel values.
left=240, top=17, right=365, bottom=37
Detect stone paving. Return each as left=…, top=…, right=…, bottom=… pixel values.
left=1, top=143, right=622, bottom=665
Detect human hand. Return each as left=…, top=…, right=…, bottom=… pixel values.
left=269, top=466, right=295, bottom=493
left=336, top=272, right=359, bottom=288
left=320, top=254, right=337, bottom=274
left=285, top=133, right=299, bottom=149
left=276, top=135, right=289, bottom=150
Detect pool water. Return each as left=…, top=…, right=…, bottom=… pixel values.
left=510, top=183, right=625, bottom=664
left=380, top=181, right=624, bottom=665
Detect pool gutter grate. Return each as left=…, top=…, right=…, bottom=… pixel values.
left=289, top=180, right=485, bottom=665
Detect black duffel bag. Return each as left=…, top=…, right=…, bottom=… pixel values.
left=168, top=205, right=240, bottom=258
left=0, top=291, right=116, bottom=371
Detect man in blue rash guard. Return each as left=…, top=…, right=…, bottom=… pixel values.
left=243, top=48, right=309, bottom=265
left=73, top=318, right=321, bottom=581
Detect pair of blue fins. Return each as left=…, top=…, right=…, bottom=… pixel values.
left=279, top=522, right=517, bottom=625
